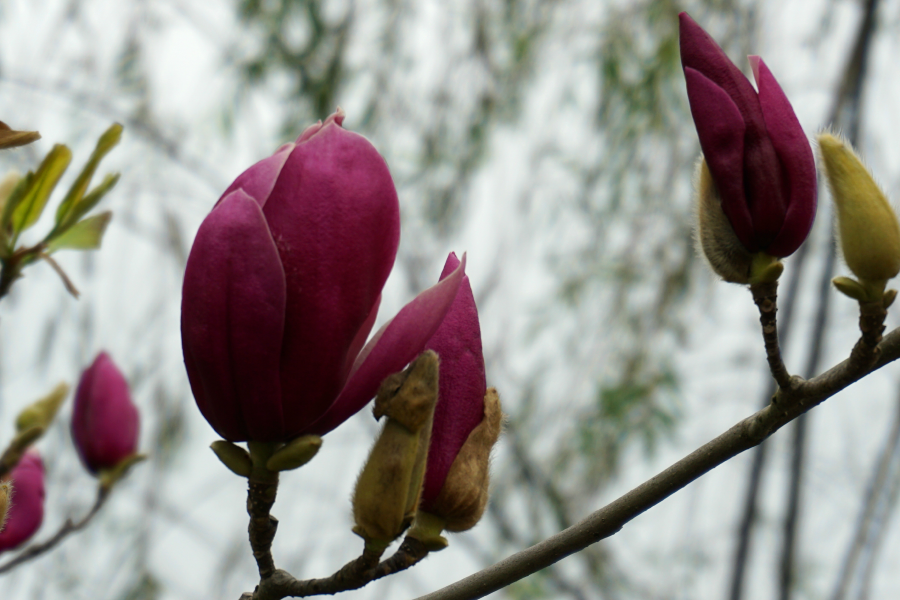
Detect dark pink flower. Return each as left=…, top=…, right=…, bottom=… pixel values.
left=72, top=352, right=140, bottom=474
left=181, top=110, right=465, bottom=442
left=420, top=253, right=486, bottom=510
left=0, top=452, right=45, bottom=552
left=680, top=12, right=816, bottom=257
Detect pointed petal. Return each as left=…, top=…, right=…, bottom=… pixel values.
left=421, top=253, right=486, bottom=506
left=262, top=120, right=400, bottom=436
left=217, top=143, right=295, bottom=209
left=679, top=12, right=767, bottom=131
left=684, top=67, right=754, bottom=250
left=751, top=57, right=817, bottom=257
left=307, top=255, right=467, bottom=436
left=181, top=189, right=286, bottom=441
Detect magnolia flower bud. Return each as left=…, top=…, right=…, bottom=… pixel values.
left=0, top=452, right=44, bottom=552
left=680, top=12, right=816, bottom=281
left=819, top=134, right=900, bottom=295
left=351, top=351, right=439, bottom=551
left=72, top=352, right=140, bottom=475
left=182, top=110, right=466, bottom=443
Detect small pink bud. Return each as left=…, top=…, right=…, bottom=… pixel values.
left=72, top=352, right=140, bottom=474
left=0, top=452, right=45, bottom=552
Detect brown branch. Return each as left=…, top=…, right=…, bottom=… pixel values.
left=247, top=479, right=280, bottom=580
left=750, top=280, right=794, bottom=391
left=241, top=536, right=430, bottom=600
left=413, top=322, right=900, bottom=600
left=0, top=486, right=109, bottom=574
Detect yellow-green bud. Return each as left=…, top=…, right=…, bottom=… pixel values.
left=15, top=382, right=69, bottom=433
left=266, top=435, right=322, bottom=472
left=819, top=133, right=900, bottom=285
left=352, top=351, right=439, bottom=551
left=211, top=440, right=253, bottom=477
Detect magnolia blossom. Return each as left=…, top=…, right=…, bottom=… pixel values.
left=182, top=110, right=464, bottom=442
left=0, top=452, right=45, bottom=552
left=680, top=12, right=816, bottom=257
left=72, top=352, right=140, bottom=473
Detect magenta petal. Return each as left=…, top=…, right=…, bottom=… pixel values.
left=181, top=189, right=286, bottom=442
left=263, top=120, right=400, bottom=437
left=72, top=352, right=140, bottom=473
left=217, top=143, right=294, bottom=209
left=751, top=57, right=817, bottom=257
left=306, top=255, right=468, bottom=436
left=421, top=253, right=486, bottom=508
left=684, top=67, right=754, bottom=250
left=0, top=452, right=44, bottom=553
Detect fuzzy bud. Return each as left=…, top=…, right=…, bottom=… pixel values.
left=15, top=382, right=69, bottom=433
left=819, top=133, right=900, bottom=291
left=351, top=351, right=439, bottom=552
left=411, top=388, right=502, bottom=543
left=0, top=452, right=44, bottom=552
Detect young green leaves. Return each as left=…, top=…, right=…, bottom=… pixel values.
left=0, top=124, right=121, bottom=298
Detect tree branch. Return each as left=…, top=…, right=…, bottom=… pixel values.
left=413, top=321, right=900, bottom=600
left=0, top=486, right=109, bottom=574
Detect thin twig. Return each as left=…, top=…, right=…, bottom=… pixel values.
left=39, top=253, right=79, bottom=298
left=413, top=321, right=899, bottom=600
left=0, top=486, right=109, bottom=574
left=750, top=280, right=794, bottom=391
left=241, top=536, right=430, bottom=600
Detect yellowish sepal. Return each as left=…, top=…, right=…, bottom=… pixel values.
left=211, top=440, right=253, bottom=478
left=748, top=253, right=784, bottom=285
left=98, top=453, right=146, bottom=492
left=266, top=435, right=322, bottom=472
left=407, top=510, right=449, bottom=552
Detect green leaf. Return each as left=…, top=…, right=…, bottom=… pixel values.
left=46, top=211, right=112, bottom=252
left=10, top=144, right=72, bottom=239
left=53, top=123, right=122, bottom=233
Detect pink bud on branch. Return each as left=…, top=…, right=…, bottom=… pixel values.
left=72, top=352, right=140, bottom=474
left=0, top=452, right=44, bottom=552
left=181, top=110, right=465, bottom=443
left=680, top=12, right=816, bottom=260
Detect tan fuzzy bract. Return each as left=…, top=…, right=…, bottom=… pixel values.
left=352, top=352, right=439, bottom=545
left=429, top=387, right=503, bottom=532
left=819, top=133, right=900, bottom=282
left=694, top=158, right=754, bottom=284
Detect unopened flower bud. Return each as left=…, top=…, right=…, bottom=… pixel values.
left=819, top=133, right=900, bottom=296
left=0, top=452, right=44, bottom=552
left=72, top=352, right=141, bottom=476
left=351, top=351, right=438, bottom=552
left=15, top=382, right=69, bottom=433
left=412, top=389, right=502, bottom=541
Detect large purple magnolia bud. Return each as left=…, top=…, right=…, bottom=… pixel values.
left=414, top=253, right=502, bottom=537
left=181, top=110, right=465, bottom=443
left=680, top=12, right=816, bottom=258
left=72, top=352, right=140, bottom=474
left=0, top=452, right=45, bottom=552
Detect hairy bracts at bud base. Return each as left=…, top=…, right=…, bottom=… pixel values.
left=72, top=352, right=140, bottom=473
left=0, top=452, right=44, bottom=552
left=679, top=12, right=816, bottom=257
left=181, top=110, right=465, bottom=443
